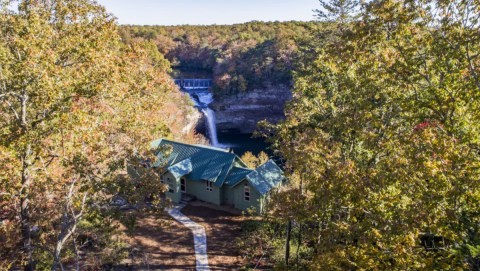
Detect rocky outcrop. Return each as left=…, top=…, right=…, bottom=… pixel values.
left=181, top=108, right=203, bottom=135
left=162, top=90, right=206, bottom=143
left=211, top=85, right=292, bottom=134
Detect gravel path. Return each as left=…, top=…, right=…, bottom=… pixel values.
left=167, top=204, right=210, bottom=271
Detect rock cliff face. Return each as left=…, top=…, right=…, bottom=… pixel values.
left=181, top=108, right=203, bottom=135
left=211, top=85, right=292, bottom=134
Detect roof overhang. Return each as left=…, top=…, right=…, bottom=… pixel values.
left=167, top=158, right=193, bottom=179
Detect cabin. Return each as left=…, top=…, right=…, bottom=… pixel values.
left=149, top=139, right=284, bottom=214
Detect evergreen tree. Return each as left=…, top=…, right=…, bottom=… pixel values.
left=314, top=0, right=359, bottom=23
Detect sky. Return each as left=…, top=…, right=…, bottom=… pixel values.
left=95, top=0, right=319, bottom=26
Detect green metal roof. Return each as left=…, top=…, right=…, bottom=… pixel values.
left=224, top=167, right=254, bottom=186
left=152, top=139, right=284, bottom=194
left=167, top=158, right=192, bottom=179
left=245, top=160, right=284, bottom=195
left=152, top=139, right=238, bottom=186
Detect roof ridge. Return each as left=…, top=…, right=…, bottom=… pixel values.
left=255, top=159, right=276, bottom=169
left=231, top=166, right=254, bottom=171
left=154, top=138, right=268, bottom=189
left=215, top=156, right=236, bottom=186
left=193, top=144, right=230, bottom=152
left=160, top=138, right=232, bottom=154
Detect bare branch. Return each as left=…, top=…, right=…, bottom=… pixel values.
left=52, top=180, right=88, bottom=271
left=0, top=91, right=21, bottom=99
left=3, top=98, right=20, bottom=120
left=465, top=41, right=480, bottom=91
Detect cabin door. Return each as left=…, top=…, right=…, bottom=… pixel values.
left=180, top=178, right=186, bottom=193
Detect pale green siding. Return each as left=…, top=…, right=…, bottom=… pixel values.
left=232, top=180, right=263, bottom=213
left=150, top=139, right=284, bottom=214
left=162, top=172, right=181, bottom=203
left=184, top=179, right=222, bottom=205
left=128, top=165, right=185, bottom=203
left=223, top=186, right=235, bottom=205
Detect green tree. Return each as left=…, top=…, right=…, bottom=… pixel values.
left=314, top=0, right=359, bottom=23
left=122, top=22, right=321, bottom=95
left=0, top=1, right=119, bottom=268
left=265, top=0, right=480, bottom=269
left=0, top=0, right=196, bottom=269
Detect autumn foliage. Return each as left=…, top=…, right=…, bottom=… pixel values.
left=0, top=0, right=201, bottom=269
left=259, top=0, right=480, bottom=270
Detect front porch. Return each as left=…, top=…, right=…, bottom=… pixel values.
left=179, top=193, right=242, bottom=215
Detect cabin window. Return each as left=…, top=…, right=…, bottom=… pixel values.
left=244, top=183, right=250, bottom=201
left=206, top=181, right=213, bottom=192
left=168, top=182, right=174, bottom=193
left=180, top=178, right=186, bottom=193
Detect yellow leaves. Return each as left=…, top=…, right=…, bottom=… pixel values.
left=372, top=228, right=382, bottom=238
left=395, top=243, right=407, bottom=254
left=380, top=47, right=399, bottom=68
left=460, top=67, right=471, bottom=78
left=267, top=3, right=480, bottom=270
left=406, top=232, right=417, bottom=247
left=328, top=60, right=340, bottom=73
left=1, top=1, right=207, bottom=265
left=240, top=151, right=269, bottom=169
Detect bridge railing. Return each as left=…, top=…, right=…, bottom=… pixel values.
left=174, top=79, right=213, bottom=89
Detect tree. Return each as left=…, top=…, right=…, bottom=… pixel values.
left=240, top=151, right=269, bottom=169
left=0, top=0, right=197, bottom=269
left=314, top=0, right=359, bottom=23
left=265, top=0, right=480, bottom=269
left=122, top=22, right=318, bottom=95
left=0, top=1, right=120, bottom=268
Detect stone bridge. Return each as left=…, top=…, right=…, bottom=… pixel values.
left=174, top=79, right=213, bottom=90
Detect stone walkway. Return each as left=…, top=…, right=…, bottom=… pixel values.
left=167, top=204, right=210, bottom=271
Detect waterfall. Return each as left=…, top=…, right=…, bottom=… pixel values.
left=180, top=82, right=221, bottom=147
left=201, top=108, right=219, bottom=146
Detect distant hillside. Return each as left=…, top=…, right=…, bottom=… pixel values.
left=119, top=21, right=327, bottom=96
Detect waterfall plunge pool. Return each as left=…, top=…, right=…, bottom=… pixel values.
left=217, top=133, right=271, bottom=156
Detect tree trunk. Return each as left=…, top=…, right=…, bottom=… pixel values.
left=296, top=223, right=302, bottom=269
left=285, top=220, right=292, bottom=267
left=20, top=93, right=34, bottom=271
left=73, top=237, right=80, bottom=271
left=21, top=144, right=33, bottom=271
left=52, top=221, right=76, bottom=271
left=52, top=187, right=86, bottom=271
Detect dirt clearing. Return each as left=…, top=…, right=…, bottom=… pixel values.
left=120, top=203, right=248, bottom=270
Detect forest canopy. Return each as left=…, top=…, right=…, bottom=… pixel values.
left=255, top=0, right=480, bottom=270
left=2, top=0, right=479, bottom=270
left=0, top=0, right=200, bottom=269
left=119, top=22, right=327, bottom=95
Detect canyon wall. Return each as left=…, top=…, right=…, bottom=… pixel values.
left=211, top=85, right=292, bottom=134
